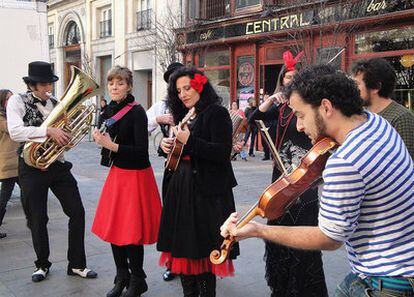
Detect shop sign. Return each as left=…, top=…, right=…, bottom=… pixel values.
left=185, top=0, right=414, bottom=45
left=366, top=0, right=387, bottom=13
left=238, top=62, right=254, bottom=86
left=245, top=12, right=312, bottom=35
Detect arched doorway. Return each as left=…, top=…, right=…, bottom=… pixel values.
left=63, top=21, right=81, bottom=87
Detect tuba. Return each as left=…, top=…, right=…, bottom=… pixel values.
left=23, top=66, right=100, bottom=170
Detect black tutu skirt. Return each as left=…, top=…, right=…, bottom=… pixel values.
left=264, top=187, right=328, bottom=297
left=157, top=160, right=239, bottom=263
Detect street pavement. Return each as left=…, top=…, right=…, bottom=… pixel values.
left=0, top=139, right=349, bottom=297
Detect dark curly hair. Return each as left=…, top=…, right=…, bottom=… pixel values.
left=167, top=67, right=222, bottom=123
left=286, top=64, right=364, bottom=117
left=351, top=58, right=396, bottom=98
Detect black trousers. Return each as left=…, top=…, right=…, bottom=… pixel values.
left=18, top=158, right=86, bottom=269
left=0, top=177, right=19, bottom=226
left=111, top=244, right=146, bottom=278
left=243, top=126, right=258, bottom=155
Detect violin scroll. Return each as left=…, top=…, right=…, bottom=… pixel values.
left=209, top=237, right=234, bottom=265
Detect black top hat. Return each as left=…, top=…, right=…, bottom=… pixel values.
left=163, top=62, right=184, bottom=83
left=23, top=61, right=59, bottom=83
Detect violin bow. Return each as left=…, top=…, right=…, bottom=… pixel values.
left=256, top=120, right=288, bottom=176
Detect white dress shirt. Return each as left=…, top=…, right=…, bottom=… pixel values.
left=6, top=93, right=54, bottom=143
left=146, top=100, right=168, bottom=134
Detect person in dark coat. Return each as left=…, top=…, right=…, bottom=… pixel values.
left=248, top=52, right=328, bottom=297
left=157, top=67, right=239, bottom=297
left=92, top=66, right=162, bottom=297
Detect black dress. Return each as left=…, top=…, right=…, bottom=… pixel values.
left=250, top=103, right=328, bottom=297
left=157, top=104, right=239, bottom=276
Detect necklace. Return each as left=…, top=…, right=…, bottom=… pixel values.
left=275, top=103, right=294, bottom=150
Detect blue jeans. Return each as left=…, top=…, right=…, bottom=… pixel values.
left=335, top=273, right=414, bottom=297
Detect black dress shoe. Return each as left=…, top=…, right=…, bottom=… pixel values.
left=0, top=232, right=6, bottom=239
left=262, top=157, right=270, bottom=161
left=163, top=269, right=175, bottom=281
left=32, top=267, right=49, bottom=282
left=67, top=267, right=98, bottom=278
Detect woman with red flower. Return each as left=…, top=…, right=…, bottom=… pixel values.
left=157, top=67, right=239, bottom=296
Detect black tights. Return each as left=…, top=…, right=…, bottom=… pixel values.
left=180, top=273, right=216, bottom=297
left=111, top=244, right=146, bottom=278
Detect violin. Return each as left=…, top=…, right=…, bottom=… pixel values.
left=210, top=137, right=338, bottom=264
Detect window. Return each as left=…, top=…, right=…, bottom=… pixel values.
left=137, top=0, right=152, bottom=30
left=236, top=0, right=260, bottom=9
left=48, top=23, right=54, bottom=48
left=355, top=26, right=414, bottom=54
left=100, top=8, right=112, bottom=38
left=188, top=0, right=198, bottom=20
left=65, top=21, right=80, bottom=46
left=198, top=48, right=231, bottom=107
left=316, top=47, right=342, bottom=70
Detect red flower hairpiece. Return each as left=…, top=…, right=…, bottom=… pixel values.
left=283, top=50, right=305, bottom=71
left=190, top=74, right=208, bottom=94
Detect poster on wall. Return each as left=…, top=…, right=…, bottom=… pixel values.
left=237, top=56, right=255, bottom=112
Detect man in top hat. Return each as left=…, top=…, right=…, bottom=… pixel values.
left=6, top=61, right=97, bottom=282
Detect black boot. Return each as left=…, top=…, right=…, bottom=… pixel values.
left=123, top=274, right=148, bottom=297
left=180, top=275, right=199, bottom=297
left=196, top=273, right=216, bottom=297
left=106, top=268, right=130, bottom=297
left=0, top=208, right=6, bottom=226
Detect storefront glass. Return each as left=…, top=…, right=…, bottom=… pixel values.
left=203, top=49, right=230, bottom=67
left=236, top=56, right=255, bottom=111
left=355, top=26, right=414, bottom=54
left=205, top=69, right=231, bottom=108
left=385, top=56, right=414, bottom=111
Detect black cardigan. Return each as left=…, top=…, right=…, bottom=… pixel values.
left=102, top=103, right=150, bottom=170
left=184, top=104, right=237, bottom=196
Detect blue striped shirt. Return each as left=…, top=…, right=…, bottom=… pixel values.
left=319, top=111, right=414, bottom=277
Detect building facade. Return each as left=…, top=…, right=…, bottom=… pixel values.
left=177, top=0, right=414, bottom=111
left=47, top=0, right=183, bottom=110
left=0, top=0, right=49, bottom=93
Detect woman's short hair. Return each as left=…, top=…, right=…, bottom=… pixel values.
left=107, top=66, right=133, bottom=89
left=167, top=67, right=222, bottom=123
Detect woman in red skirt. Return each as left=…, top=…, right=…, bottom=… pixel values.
left=158, top=67, right=239, bottom=296
left=92, top=66, right=161, bottom=297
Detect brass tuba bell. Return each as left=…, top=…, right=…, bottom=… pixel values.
left=23, top=66, right=101, bottom=169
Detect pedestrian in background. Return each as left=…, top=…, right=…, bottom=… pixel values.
left=352, top=58, right=414, bottom=160
left=243, top=97, right=258, bottom=157
left=0, top=89, right=20, bottom=239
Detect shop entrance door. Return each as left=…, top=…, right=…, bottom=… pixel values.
left=262, top=64, right=283, bottom=96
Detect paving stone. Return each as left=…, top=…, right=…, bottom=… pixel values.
left=0, top=141, right=349, bottom=296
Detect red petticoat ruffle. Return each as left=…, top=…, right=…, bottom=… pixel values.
left=159, top=252, right=234, bottom=278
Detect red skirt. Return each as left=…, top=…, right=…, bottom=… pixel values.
left=92, top=166, right=162, bottom=246
left=159, top=252, right=234, bottom=278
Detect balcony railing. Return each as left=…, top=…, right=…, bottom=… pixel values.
left=48, top=35, right=54, bottom=48
left=136, top=9, right=151, bottom=31
left=204, top=0, right=229, bottom=19
left=99, top=20, right=112, bottom=38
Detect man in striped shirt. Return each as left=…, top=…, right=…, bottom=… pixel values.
left=221, top=65, right=414, bottom=296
